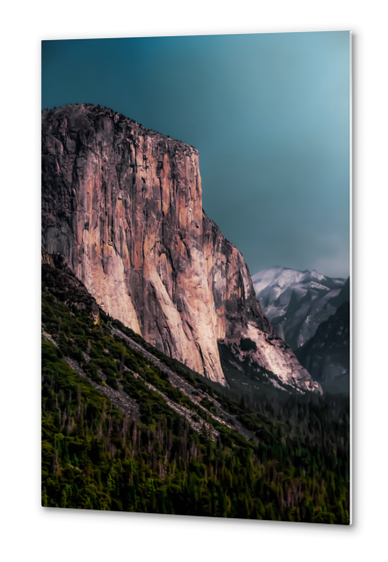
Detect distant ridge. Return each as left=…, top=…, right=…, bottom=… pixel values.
left=252, top=266, right=347, bottom=350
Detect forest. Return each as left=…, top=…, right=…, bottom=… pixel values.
left=41, top=258, right=350, bottom=523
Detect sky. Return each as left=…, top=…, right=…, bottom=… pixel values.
left=42, top=32, right=350, bottom=278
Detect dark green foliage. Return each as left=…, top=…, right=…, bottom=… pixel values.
left=41, top=262, right=350, bottom=523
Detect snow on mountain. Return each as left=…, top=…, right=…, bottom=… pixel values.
left=252, top=266, right=347, bottom=350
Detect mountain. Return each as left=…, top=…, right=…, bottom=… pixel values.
left=252, top=266, right=348, bottom=350
left=295, top=298, right=350, bottom=394
left=42, top=104, right=321, bottom=394
left=41, top=250, right=349, bottom=521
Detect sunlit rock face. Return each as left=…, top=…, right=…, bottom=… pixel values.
left=42, top=104, right=321, bottom=393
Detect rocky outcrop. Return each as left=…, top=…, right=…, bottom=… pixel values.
left=202, top=214, right=321, bottom=393
left=42, top=104, right=321, bottom=393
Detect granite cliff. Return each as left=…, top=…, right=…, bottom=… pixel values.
left=42, top=104, right=321, bottom=393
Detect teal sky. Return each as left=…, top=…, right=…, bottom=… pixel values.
left=42, top=32, right=350, bottom=278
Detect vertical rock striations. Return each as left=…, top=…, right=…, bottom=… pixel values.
left=42, top=104, right=321, bottom=393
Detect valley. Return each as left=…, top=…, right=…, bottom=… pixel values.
left=41, top=249, right=350, bottom=521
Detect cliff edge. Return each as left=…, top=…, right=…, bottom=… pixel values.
left=42, top=104, right=321, bottom=393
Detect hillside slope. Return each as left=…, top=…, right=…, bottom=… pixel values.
left=253, top=266, right=347, bottom=350
left=295, top=301, right=350, bottom=394
left=41, top=253, right=349, bottom=522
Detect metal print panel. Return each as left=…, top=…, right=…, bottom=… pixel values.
left=41, top=31, right=351, bottom=523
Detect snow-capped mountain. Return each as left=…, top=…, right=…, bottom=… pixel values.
left=252, top=266, right=348, bottom=350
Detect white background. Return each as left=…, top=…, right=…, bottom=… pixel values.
left=1, top=1, right=387, bottom=560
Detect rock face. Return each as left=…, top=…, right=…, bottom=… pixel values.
left=42, top=104, right=321, bottom=393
